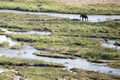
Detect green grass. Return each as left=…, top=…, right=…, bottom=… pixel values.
left=0, top=0, right=120, bottom=14
left=71, top=68, right=120, bottom=80
left=2, top=67, right=119, bottom=80
left=79, top=47, right=120, bottom=60
left=0, top=71, right=14, bottom=80
left=34, top=52, right=75, bottom=59
left=0, top=67, right=120, bottom=80
left=0, top=57, right=64, bottom=68
left=108, top=61, right=120, bottom=69
left=115, top=40, right=120, bottom=46
left=0, top=41, right=9, bottom=47
left=18, top=67, right=73, bottom=80
left=10, top=45, right=23, bottom=50
left=0, top=29, right=5, bottom=35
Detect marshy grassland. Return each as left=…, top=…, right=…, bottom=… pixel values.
left=0, top=71, right=14, bottom=80
left=0, top=57, right=64, bottom=67
left=115, top=40, right=120, bottom=46
left=0, top=28, right=4, bottom=35
left=55, top=0, right=120, bottom=5
left=1, top=66, right=120, bottom=80
left=0, top=1, right=120, bottom=78
left=0, top=0, right=120, bottom=14
left=13, top=67, right=120, bottom=80
left=0, top=57, right=119, bottom=80
left=0, top=41, right=9, bottom=47
left=0, top=13, right=120, bottom=69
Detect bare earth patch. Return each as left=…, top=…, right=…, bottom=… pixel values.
left=54, top=0, right=120, bottom=5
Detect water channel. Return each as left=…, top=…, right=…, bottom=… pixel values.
left=0, top=10, right=120, bottom=22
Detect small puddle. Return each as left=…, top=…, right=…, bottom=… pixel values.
left=101, top=39, right=120, bottom=51
left=0, top=69, right=5, bottom=73
left=0, top=10, right=120, bottom=22
left=0, top=68, right=17, bottom=74
left=91, top=38, right=120, bottom=51
left=0, top=35, right=18, bottom=47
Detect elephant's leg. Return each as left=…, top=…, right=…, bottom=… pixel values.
left=82, top=17, right=83, bottom=21
left=80, top=17, right=81, bottom=20
left=84, top=18, right=86, bottom=21
left=87, top=18, right=88, bottom=21
left=85, top=18, right=88, bottom=21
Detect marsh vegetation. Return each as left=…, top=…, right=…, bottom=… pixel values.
left=0, top=13, right=120, bottom=68
left=0, top=1, right=120, bottom=79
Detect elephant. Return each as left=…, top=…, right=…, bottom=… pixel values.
left=80, top=14, right=88, bottom=21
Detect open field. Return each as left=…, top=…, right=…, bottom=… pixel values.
left=0, top=0, right=120, bottom=14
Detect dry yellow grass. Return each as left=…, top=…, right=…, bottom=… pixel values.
left=54, top=0, right=120, bottom=5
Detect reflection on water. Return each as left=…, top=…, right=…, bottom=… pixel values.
left=0, top=10, right=120, bottom=22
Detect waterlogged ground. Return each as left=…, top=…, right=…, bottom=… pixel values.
left=0, top=45, right=120, bottom=76
left=92, top=38, right=120, bottom=51
left=0, top=24, right=120, bottom=76
left=0, top=28, right=52, bottom=35
left=0, top=11, right=120, bottom=79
